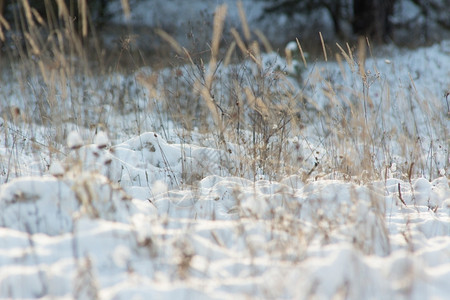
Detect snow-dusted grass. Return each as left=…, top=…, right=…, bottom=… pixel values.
left=1, top=2, right=449, bottom=299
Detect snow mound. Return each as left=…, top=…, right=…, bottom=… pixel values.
left=1, top=168, right=449, bottom=298
left=0, top=173, right=155, bottom=236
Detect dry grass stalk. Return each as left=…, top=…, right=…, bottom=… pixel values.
left=245, top=87, right=269, bottom=119
left=254, top=29, right=272, bottom=53
left=223, top=40, right=236, bottom=66
left=237, top=1, right=250, bottom=41
left=336, top=42, right=355, bottom=72
left=319, top=32, right=327, bottom=61
left=155, top=28, right=184, bottom=55
left=295, top=38, right=307, bottom=68
left=208, top=4, right=227, bottom=86
left=1, top=0, right=446, bottom=185
left=230, top=27, right=247, bottom=55
left=120, top=0, right=131, bottom=20
left=357, top=37, right=366, bottom=79
left=79, top=0, right=88, bottom=37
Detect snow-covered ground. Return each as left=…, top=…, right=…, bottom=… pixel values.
left=1, top=1, right=450, bottom=298
left=1, top=170, right=449, bottom=299
left=1, top=39, right=449, bottom=298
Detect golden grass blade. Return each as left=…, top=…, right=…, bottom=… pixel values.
left=295, top=38, right=307, bottom=68
left=56, top=0, right=69, bottom=20
left=230, top=28, right=247, bottom=55
left=196, top=4, right=228, bottom=135
left=205, top=4, right=227, bottom=91
left=357, top=37, right=366, bottom=78
left=245, top=87, right=268, bottom=118
left=183, top=47, right=195, bottom=66
left=155, top=29, right=184, bottom=55
left=0, top=14, right=10, bottom=41
left=346, top=42, right=354, bottom=62
left=223, top=41, right=236, bottom=67
left=237, top=1, right=250, bottom=41
left=210, top=4, right=227, bottom=60
left=335, top=43, right=350, bottom=64
left=79, top=0, right=88, bottom=37
left=0, top=14, right=9, bottom=30
left=335, top=53, right=347, bottom=81
left=31, top=8, right=46, bottom=27
left=366, top=37, right=373, bottom=57
left=366, top=37, right=380, bottom=74
left=319, top=32, right=327, bottom=62
left=249, top=41, right=261, bottom=65
left=336, top=42, right=355, bottom=72
left=21, top=0, right=35, bottom=27
left=285, top=46, right=293, bottom=68
left=24, top=32, right=40, bottom=55
left=194, top=80, right=222, bottom=130
left=254, top=29, right=272, bottom=53
left=38, top=60, right=48, bottom=83
left=121, top=0, right=131, bottom=20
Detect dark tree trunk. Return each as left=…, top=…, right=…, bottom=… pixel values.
left=353, top=0, right=395, bottom=42
left=324, top=0, right=345, bottom=39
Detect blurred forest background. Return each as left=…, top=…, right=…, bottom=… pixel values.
left=0, top=0, right=449, bottom=65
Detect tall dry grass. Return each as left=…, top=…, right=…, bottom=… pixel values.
left=0, top=3, right=447, bottom=299
left=0, top=0, right=142, bottom=182
left=146, top=4, right=448, bottom=183
left=0, top=0, right=447, bottom=184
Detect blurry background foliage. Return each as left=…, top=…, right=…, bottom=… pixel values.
left=263, top=0, right=450, bottom=44
left=0, top=0, right=449, bottom=62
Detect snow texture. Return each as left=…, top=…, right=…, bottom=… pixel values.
left=0, top=2, right=449, bottom=298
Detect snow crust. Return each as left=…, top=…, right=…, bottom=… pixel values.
left=0, top=165, right=449, bottom=298
left=1, top=121, right=449, bottom=298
